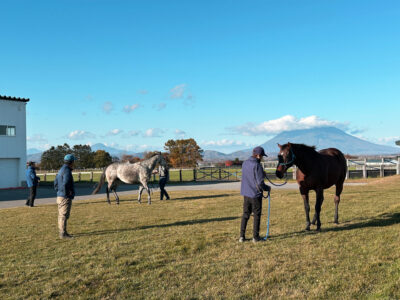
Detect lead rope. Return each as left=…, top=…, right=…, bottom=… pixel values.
left=263, top=191, right=271, bottom=240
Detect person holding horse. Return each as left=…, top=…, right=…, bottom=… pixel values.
left=158, top=165, right=170, bottom=200
left=239, top=146, right=271, bottom=243
left=54, top=154, right=76, bottom=239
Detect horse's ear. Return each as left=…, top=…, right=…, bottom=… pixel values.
left=287, top=142, right=291, bottom=149
left=277, top=143, right=282, bottom=149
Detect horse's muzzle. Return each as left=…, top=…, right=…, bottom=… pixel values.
left=275, top=166, right=285, bottom=179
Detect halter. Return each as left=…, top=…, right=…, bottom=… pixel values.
left=278, top=148, right=296, bottom=167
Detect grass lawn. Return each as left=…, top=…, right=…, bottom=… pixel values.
left=1, top=176, right=400, bottom=299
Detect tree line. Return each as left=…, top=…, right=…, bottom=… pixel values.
left=38, top=139, right=204, bottom=170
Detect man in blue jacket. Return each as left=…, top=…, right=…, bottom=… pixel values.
left=54, top=154, right=76, bottom=239
left=25, top=161, right=40, bottom=207
left=239, top=146, right=271, bottom=243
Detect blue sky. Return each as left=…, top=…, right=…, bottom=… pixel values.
left=1, top=0, right=399, bottom=153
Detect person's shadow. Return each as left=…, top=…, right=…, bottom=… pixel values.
left=74, top=216, right=240, bottom=237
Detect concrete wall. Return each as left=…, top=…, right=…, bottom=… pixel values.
left=0, top=100, right=27, bottom=188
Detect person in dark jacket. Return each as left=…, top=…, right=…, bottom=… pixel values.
left=239, top=146, right=271, bottom=243
left=158, top=165, right=170, bottom=200
left=54, top=154, right=76, bottom=239
left=25, top=161, right=40, bottom=207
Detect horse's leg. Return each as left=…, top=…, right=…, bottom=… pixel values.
left=106, top=184, right=112, bottom=205
left=112, top=189, right=120, bottom=205
left=138, top=186, right=144, bottom=204
left=146, top=186, right=151, bottom=205
left=315, top=188, right=324, bottom=231
left=334, top=183, right=343, bottom=224
left=300, top=187, right=311, bottom=231
left=142, top=183, right=151, bottom=205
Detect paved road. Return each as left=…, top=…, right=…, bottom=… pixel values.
left=0, top=181, right=365, bottom=209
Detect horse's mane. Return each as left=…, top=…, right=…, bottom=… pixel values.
left=292, top=143, right=317, bottom=153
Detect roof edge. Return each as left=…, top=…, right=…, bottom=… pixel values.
left=0, top=95, right=30, bottom=102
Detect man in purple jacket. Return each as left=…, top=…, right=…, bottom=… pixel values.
left=239, top=146, right=271, bottom=243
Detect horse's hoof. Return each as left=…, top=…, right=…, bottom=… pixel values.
left=116, top=203, right=120, bottom=205
left=148, top=202, right=151, bottom=205
left=316, top=227, right=321, bottom=232
left=305, top=226, right=311, bottom=231
left=334, top=220, right=339, bottom=225
left=311, top=221, right=316, bottom=225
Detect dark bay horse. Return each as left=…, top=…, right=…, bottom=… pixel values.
left=275, top=143, right=347, bottom=231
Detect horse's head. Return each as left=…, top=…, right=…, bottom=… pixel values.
left=156, top=152, right=167, bottom=167
left=276, top=142, right=295, bottom=179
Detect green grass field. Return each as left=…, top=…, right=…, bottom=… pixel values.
left=1, top=176, right=399, bottom=299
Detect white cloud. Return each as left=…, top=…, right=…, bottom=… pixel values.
left=170, top=84, right=186, bottom=99
left=143, top=128, right=164, bottom=138
left=128, top=130, right=140, bottom=136
left=174, top=129, right=186, bottom=137
left=229, top=115, right=348, bottom=136
left=201, top=139, right=247, bottom=147
left=104, top=142, right=119, bottom=148
left=122, top=130, right=141, bottom=138
left=106, top=129, right=123, bottom=136
left=27, top=134, right=47, bottom=143
left=102, top=101, right=113, bottom=114
left=153, top=102, right=166, bottom=111
left=67, top=130, right=96, bottom=140
left=123, top=104, right=140, bottom=113
left=377, top=136, right=400, bottom=145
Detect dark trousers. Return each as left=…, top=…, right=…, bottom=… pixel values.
left=26, top=186, right=37, bottom=207
left=240, top=196, right=263, bottom=239
left=159, top=178, right=169, bottom=200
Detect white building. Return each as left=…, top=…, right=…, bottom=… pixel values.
left=0, top=95, right=29, bottom=188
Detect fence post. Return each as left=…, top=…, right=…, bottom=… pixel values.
left=193, top=169, right=196, bottom=181
left=363, top=158, right=367, bottom=179
left=179, top=169, right=182, bottom=182
left=90, top=171, right=93, bottom=182
left=219, top=168, right=221, bottom=180
left=397, top=157, right=400, bottom=175
left=78, top=172, right=81, bottom=182
left=44, top=173, right=47, bottom=182
left=346, top=159, right=350, bottom=180
left=380, top=163, right=384, bottom=177
left=153, top=174, right=156, bottom=182
left=292, top=166, right=297, bottom=180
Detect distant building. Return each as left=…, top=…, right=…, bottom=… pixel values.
left=0, top=95, right=30, bottom=188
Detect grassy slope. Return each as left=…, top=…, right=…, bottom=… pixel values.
left=1, top=176, right=400, bottom=299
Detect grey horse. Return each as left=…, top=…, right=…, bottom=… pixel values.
left=92, top=152, right=167, bottom=205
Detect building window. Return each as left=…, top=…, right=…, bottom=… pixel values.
left=0, top=125, right=16, bottom=136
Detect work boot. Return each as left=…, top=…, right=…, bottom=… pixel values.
left=252, top=237, right=265, bottom=243
left=59, top=232, right=73, bottom=239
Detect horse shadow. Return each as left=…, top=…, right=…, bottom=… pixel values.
left=170, top=193, right=234, bottom=201
left=270, top=212, right=400, bottom=240
left=74, top=216, right=240, bottom=237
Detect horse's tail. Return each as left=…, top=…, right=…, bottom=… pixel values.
left=336, top=150, right=347, bottom=179
left=92, top=167, right=107, bottom=195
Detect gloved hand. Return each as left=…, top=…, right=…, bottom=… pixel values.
left=265, top=185, right=271, bottom=192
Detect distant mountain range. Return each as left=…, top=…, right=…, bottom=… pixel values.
left=90, top=143, right=144, bottom=158
left=202, top=127, right=400, bottom=161
left=27, top=127, right=400, bottom=162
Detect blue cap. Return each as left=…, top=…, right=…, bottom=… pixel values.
left=64, top=154, right=76, bottom=162
left=253, top=146, right=268, bottom=157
